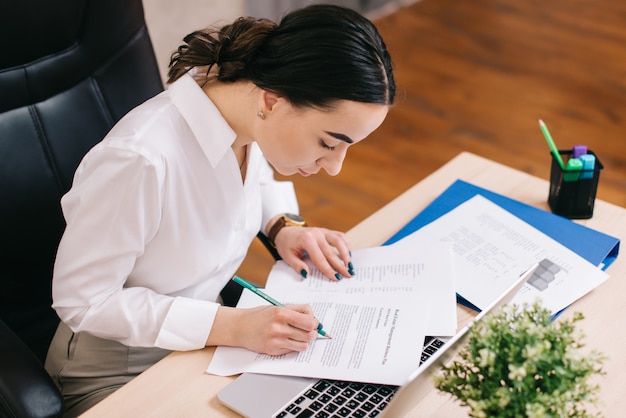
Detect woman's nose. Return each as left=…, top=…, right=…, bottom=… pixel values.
left=318, top=149, right=347, bottom=176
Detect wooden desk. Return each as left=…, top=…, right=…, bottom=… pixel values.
left=83, top=152, right=626, bottom=417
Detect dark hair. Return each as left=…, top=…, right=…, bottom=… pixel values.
left=168, top=4, right=395, bottom=108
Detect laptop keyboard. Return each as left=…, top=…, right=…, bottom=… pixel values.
left=420, top=335, right=447, bottom=365
left=275, top=336, right=446, bottom=418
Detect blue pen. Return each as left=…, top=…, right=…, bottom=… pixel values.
left=232, top=275, right=331, bottom=338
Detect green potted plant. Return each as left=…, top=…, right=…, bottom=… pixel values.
left=435, top=301, right=606, bottom=417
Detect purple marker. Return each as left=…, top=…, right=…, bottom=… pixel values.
left=572, top=144, right=588, bottom=158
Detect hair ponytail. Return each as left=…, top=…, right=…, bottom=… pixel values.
left=167, top=17, right=276, bottom=84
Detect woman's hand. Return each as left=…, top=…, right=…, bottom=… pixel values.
left=274, top=226, right=353, bottom=281
left=207, top=305, right=320, bottom=355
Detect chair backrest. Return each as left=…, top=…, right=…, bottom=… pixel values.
left=0, top=0, right=164, bottom=363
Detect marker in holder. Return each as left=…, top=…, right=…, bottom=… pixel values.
left=548, top=150, right=602, bottom=219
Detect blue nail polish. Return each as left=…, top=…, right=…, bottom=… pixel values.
left=334, top=273, right=342, bottom=280
left=348, top=269, right=355, bottom=276
left=317, top=323, right=323, bottom=331
left=300, top=269, right=307, bottom=279
left=348, top=261, right=354, bottom=270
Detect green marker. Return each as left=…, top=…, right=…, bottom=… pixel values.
left=538, top=119, right=565, bottom=170
left=563, top=158, right=583, bottom=182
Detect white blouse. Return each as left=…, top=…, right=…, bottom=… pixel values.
left=52, top=73, right=298, bottom=351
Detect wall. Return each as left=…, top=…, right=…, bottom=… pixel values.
left=143, top=0, right=245, bottom=84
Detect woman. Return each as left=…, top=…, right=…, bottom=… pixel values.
left=45, top=4, right=395, bottom=416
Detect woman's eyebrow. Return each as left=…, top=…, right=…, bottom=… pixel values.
left=325, top=131, right=354, bottom=144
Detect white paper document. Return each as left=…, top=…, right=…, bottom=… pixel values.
left=265, top=243, right=457, bottom=336
left=207, top=290, right=429, bottom=385
left=207, top=244, right=457, bottom=385
left=396, top=195, right=610, bottom=314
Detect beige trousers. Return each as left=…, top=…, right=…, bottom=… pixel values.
left=45, top=322, right=171, bottom=417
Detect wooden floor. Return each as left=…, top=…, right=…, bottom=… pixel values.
left=236, top=0, right=626, bottom=283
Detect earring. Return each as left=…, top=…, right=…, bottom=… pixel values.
left=257, top=110, right=265, bottom=120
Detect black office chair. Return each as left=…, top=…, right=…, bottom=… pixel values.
left=0, top=1, right=282, bottom=415
left=0, top=0, right=163, bottom=416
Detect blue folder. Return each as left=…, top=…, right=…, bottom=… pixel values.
left=383, top=180, right=621, bottom=312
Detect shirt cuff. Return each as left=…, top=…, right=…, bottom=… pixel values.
left=154, top=296, right=218, bottom=351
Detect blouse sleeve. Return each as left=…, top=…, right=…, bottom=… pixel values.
left=52, top=144, right=216, bottom=350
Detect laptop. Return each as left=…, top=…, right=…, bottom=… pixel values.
left=218, top=264, right=537, bottom=418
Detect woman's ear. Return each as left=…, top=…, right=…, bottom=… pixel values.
left=259, top=89, right=282, bottom=115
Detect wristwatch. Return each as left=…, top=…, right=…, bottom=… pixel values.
left=267, top=213, right=307, bottom=247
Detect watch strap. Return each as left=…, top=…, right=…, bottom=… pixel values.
left=267, top=214, right=307, bottom=247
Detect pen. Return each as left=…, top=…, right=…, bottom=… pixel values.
left=232, top=275, right=331, bottom=339
left=538, top=119, right=565, bottom=170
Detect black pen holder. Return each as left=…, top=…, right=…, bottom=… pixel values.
left=548, top=150, right=603, bottom=219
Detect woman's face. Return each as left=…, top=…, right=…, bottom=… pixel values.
left=255, top=96, right=389, bottom=177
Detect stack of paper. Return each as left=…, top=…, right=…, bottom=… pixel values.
left=207, top=243, right=457, bottom=385
left=207, top=185, right=612, bottom=385
left=392, top=195, right=610, bottom=314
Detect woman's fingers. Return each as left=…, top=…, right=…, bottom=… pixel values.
left=275, top=227, right=353, bottom=281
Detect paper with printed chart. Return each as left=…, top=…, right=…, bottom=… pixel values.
left=393, top=194, right=609, bottom=314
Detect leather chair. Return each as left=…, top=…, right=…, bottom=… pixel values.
left=0, top=1, right=279, bottom=415
left=0, top=0, right=163, bottom=416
